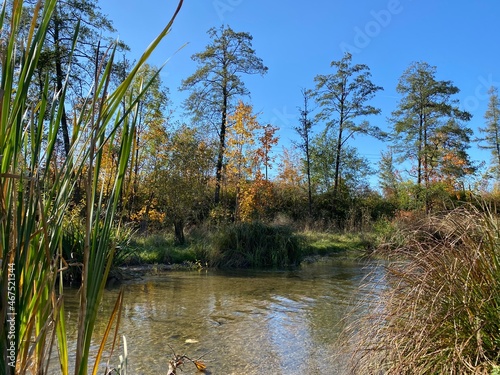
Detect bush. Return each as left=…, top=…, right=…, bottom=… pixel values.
left=208, top=222, right=302, bottom=268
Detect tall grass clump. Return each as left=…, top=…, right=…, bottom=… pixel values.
left=348, top=205, right=500, bottom=374
left=209, top=222, right=302, bottom=268
left=0, top=1, right=183, bottom=374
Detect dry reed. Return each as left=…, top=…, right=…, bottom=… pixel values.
left=345, top=205, right=500, bottom=374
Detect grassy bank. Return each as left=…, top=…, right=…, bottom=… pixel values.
left=118, top=223, right=372, bottom=268
left=300, top=231, right=372, bottom=256
left=127, top=234, right=199, bottom=265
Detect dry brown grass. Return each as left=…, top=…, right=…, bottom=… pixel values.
left=344, top=205, right=500, bottom=374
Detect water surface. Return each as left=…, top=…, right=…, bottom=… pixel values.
left=63, top=257, right=384, bottom=374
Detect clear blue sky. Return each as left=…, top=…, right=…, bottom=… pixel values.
left=100, top=0, right=500, bottom=187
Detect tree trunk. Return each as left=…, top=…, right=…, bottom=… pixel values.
left=334, top=93, right=346, bottom=196
left=214, top=89, right=228, bottom=204
left=53, top=12, right=71, bottom=156
left=174, top=219, right=185, bottom=245
left=306, top=141, right=312, bottom=217
left=334, top=123, right=343, bottom=195
left=422, top=113, right=431, bottom=213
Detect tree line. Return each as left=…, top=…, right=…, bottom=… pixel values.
left=16, top=1, right=500, bottom=242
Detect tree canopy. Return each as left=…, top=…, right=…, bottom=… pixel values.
left=390, top=61, right=473, bottom=209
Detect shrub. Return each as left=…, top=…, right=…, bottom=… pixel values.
left=209, top=222, right=302, bottom=268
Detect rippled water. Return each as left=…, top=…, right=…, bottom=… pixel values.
left=61, top=257, right=385, bottom=374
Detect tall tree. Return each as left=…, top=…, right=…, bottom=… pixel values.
left=217, top=101, right=280, bottom=221
left=35, top=0, right=122, bottom=155
left=313, top=52, right=383, bottom=195
left=133, top=124, right=214, bottom=243
left=390, top=61, right=472, bottom=209
left=478, top=86, right=500, bottom=179
left=225, top=101, right=261, bottom=220
left=257, top=123, right=279, bottom=181
left=294, top=88, right=315, bottom=216
left=180, top=25, right=268, bottom=204
left=127, top=64, right=170, bottom=217
left=160, top=126, right=214, bottom=244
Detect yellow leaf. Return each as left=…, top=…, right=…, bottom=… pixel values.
left=194, top=360, right=207, bottom=371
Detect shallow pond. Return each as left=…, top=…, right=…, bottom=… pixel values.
left=62, top=257, right=385, bottom=374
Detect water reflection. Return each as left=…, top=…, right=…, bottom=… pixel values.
left=62, top=257, right=384, bottom=374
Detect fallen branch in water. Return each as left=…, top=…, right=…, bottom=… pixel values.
left=166, top=344, right=210, bottom=374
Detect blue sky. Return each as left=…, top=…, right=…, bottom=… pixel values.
left=100, top=0, right=500, bottom=187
